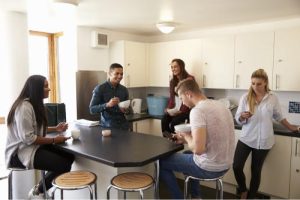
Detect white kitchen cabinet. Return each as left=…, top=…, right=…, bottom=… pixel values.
left=289, top=137, right=300, bottom=199
left=273, top=27, right=300, bottom=91
left=259, top=135, right=292, bottom=198
left=202, top=35, right=235, bottom=89
left=132, top=119, right=162, bottom=137
left=234, top=32, right=274, bottom=89
left=148, top=39, right=202, bottom=87
left=110, top=40, right=148, bottom=87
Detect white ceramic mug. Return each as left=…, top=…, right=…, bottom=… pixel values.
left=71, top=129, right=81, bottom=140
left=131, top=98, right=142, bottom=113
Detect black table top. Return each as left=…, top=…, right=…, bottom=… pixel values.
left=55, top=125, right=183, bottom=167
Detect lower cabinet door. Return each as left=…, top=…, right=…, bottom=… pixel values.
left=289, top=137, right=300, bottom=199
left=259, top=135, right=291, bottom=198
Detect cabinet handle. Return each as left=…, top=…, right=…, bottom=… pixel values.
left=275, top=74, right=279, bottom=90
left=296, top=139, right=298, bottom=157
left=238, top=61, right=242, bottom=64
left=235, top=74, right=240, bottom=88
left=278, top=59, right=283, bottom=63
left=203, top=75, right=206, bottom=87
left=296, top=169, right=300, bottom=173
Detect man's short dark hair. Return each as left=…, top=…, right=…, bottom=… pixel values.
left=109, top=63, right=123, bottom=72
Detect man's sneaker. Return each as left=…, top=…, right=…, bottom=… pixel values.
left=28, top=185, right=44, bottom=200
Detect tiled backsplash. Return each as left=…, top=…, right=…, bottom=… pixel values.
left=289, top=101, right=300, bottom=114
left=129, top=87, right=300, bottom=125
left=205, top=89, right=300, bottom=125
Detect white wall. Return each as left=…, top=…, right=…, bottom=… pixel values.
left=77, top=26, right=149, bottom=71
left=0, top=11, right=30, bottom=117
left=0, top=10, right=36, bottom=199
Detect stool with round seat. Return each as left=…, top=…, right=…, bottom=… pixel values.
left=7, top=166, right=48, bottom=199
left=52, top=170, right=97, bottom=199
left=184, top=175, right=224, bottom=199
left=106, top=172, right=155, bottom=199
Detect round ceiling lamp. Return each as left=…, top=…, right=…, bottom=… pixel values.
left=156, top=22, right=176, bottom=34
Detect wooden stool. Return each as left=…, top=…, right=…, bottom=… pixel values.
left=184, top=175, right=224, bottom=199
left=107, top=172, right=155, bottom=199
left=52, top=170, right=97, bottom=199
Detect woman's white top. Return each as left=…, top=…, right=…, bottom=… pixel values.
left=235, top=92, right=284, bottom=150
left=5, top=100, right=42, bottom=169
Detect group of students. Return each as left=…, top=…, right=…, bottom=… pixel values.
left=5, top=59, right=300, bottom=199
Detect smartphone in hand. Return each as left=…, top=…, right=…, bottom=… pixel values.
left=163, top=132, right=177, bottom=141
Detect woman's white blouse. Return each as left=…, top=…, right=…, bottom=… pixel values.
left=235, top=92, right=284, bottom=149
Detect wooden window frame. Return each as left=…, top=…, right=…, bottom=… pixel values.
left=29, top=31, right=63, bottom=103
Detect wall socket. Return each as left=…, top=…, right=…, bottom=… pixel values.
left=289, top=101, right=300, bottom=114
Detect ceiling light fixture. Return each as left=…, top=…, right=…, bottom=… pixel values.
left=156, top=22, right=176, bottom=34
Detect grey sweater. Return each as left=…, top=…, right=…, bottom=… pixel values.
left=5, top=100, right=42, bottom=169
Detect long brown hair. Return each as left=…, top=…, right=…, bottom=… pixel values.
left=170, top=58, right=190, bottom=94
left=7, top=75, right=48, bottom=135
left=247, top=69, right=270, bottom=113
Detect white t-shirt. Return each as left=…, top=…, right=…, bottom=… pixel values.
left=190, top=99, right=235, bottom=172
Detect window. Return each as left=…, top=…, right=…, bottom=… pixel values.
left=28, top=31, right=62, bottom=103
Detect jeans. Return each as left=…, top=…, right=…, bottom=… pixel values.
left=159, top=152, right=227, bottom=199
left=233, top=140, right=269, bottom=199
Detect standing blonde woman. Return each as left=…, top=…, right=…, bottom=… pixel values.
left=233, top=69, right=299, bottom=199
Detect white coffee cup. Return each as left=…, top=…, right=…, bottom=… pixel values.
left=71, top=129, right=81, bottom=140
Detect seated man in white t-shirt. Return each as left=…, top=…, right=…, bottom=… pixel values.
left=159, top=79, right=235, bottom=199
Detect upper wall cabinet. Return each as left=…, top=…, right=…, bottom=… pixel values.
left=273, top=27, right=300, bottom=91
left=110, top=40, right=148, bottom=87
left=148, top=39, right=202, bottom=87
left=202, top=35, right=235, bottom=89
left=234, top=32, right=274, bottom=89
left=148, top=42, right=174, bottom=87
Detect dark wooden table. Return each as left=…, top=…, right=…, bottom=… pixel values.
left=54, top=125, right=183, bottom=198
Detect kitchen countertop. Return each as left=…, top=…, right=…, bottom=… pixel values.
left=126, top=113, right=300, bottom=138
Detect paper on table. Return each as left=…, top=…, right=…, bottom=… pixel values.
left=75, top=119, right=100, bottom=126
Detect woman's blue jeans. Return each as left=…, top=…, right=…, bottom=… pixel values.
left=159, top=152, right=227, bottom=199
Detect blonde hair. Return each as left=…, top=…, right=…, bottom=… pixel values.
left=247, top=69, right=270, bottom=113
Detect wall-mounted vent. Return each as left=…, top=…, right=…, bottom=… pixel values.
left=91, top=31, right=109, bottom=48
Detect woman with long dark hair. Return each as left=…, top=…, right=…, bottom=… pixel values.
left=161, top=58, right=194, bottom=137
left=5, top=75, right=74, bottom=199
